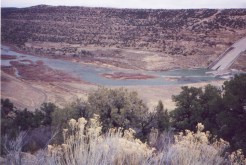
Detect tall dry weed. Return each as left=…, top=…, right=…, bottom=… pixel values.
left=162, top=123, right=229, bottom=165
left=46, top=114, right=154, bottom=165
left=3, top=118, right=246, bottom=165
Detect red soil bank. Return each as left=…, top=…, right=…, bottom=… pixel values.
left=1, top=55, right=17, bottom=60
left=1, top=66, right=15, bottom=76
left=8, top=60, right=80, bottom=82
left=102, top=72, right=156, bottom=80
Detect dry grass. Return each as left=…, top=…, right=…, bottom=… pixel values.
left=3, top=117, right=246, bottom=165
left=163, top=123, right=228, bottom=165
left=46, top=115, right=154, bottom=165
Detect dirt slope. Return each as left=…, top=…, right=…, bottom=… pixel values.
left=2, top=6, right=246, bottom=70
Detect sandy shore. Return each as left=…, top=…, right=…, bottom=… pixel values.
left=1, top=43, right=226, bottom=111
left=124, top=80, right=224, bottom=111
left=1, top=65, right=225, bottom=111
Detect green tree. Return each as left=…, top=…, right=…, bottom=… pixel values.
left=39, top=102, right=58, bottom=125
left=199, top=84, right=224, bottom=134
left=15, top=109, right=37, bottom=130
left=171, top=86, right=203, bottom=131
left=1, top=99, right=17, bottom=136
left=171, top=85, right=224, bottom=133
left=1, top=99, right=55, bottom=139
left=51, top=101, right=83, bottom=127
left=218, top=74, right=246, bottom=152
left=171, top=74, right=246, bottom=153
left=155, top=100, right=170, bottom=132
left=86, top=87, right=150, bottom=137
left=1, top=98, right=15, bottom=117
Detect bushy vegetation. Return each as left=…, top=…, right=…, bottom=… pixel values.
left=2, top=7, right=246, bottom=53
left=3, top=116, right=246, bottom=165
left=1, top=100, right=56, bottom=138
left=1, top=74, right=246, bottom=164
left=1, top=88, right=169, bottom=153
left=171, top=74, right=246, bottom=153
left=83, top=87, right=169, bottom=139
left=1, top=100, right=58, bottom=154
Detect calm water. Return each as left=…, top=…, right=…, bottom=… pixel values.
left=1, top=45, right=219, bottom=86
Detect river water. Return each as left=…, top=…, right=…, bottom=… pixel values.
left=1, top=45, right=219, bottom=86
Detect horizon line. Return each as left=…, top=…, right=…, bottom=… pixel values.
left=2, top=4, right=246, bottom=10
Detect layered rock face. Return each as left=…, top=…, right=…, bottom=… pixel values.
left=1, top=6, right=246, bottom=70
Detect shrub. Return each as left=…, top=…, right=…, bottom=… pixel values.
left=45, top=115, right=154, bottom=165
left=4, top=117, right=245, bottom=165
left=1, top=100, right=57, bottom=155
left=155, top=100, right=170, bottom=132
left=164, top=123, right=228, bottom=165
left=171, top=74, right=246, bottom=153
left=85, top=87, right=154, bottom=139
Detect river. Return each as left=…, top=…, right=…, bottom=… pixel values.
left=1, top=45, right=219, bottom=86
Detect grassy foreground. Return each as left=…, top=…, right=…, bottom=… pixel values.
left=4, top=115, right=246, bottom=165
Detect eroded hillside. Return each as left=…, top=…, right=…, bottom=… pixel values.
left=1, top=6, right=246, bottom=70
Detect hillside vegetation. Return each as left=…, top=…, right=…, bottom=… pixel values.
left=2, top=6, right=246, bottom=70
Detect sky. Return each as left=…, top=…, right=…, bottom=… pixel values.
left=1, top=0, right=246, bottom=9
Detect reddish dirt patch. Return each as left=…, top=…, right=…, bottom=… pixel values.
left=36, top=60, right=44, bottom=65
left=1, top=66, right=15, bottom=76
left=7, top=60, right=81, bottom=82
left=102, top=72, right=156, bottom=80
left=1, top=55, right=17, bottom=60
left=19, top=59, right=34, bottom=64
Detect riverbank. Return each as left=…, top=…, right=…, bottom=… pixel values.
left=1, top=44, right=225, bottom=111
left=1, top=67, right=225, bottom=111
left=2, top=42, right=215, bottom=71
